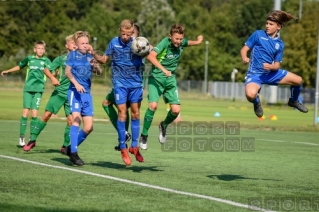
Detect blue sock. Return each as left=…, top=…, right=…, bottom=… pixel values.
left=249, top=95, right=260, bottom=104
left=117, top=119, right=126, bottom=150
left=70, top=125, right=79, bottom=153
left=290, top=85, right=301, bottom=101
left=131, top=119, right=140, bottom=148
left=77, top=129, right=88, bottom=146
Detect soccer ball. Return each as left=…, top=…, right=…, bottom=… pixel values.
left=131, top=37, right=150, bottom=57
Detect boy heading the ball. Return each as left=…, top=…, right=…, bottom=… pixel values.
left=91, top=19, right=145, bottom=166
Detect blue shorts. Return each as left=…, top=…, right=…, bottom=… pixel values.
left=68, top=89, right=94, bottom=116
left=114, top=87, right=143, bottom=105
left=245, top=69, right=288, bottom=86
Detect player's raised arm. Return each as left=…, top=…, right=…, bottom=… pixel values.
left=1, top=66, right=21, bottom=76
left=187, top=35, right=203, bottom=46
left=147, top=51, right=171, bottom=77
left=88, top=44, right=109, bottom=64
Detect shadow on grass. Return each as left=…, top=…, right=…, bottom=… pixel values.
left=51, top=157, right=72, bottom=166
left=90, top=161, right=163, bottom=173
left=207, top=174, right=282, bottom=181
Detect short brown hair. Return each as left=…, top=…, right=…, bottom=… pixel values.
left=170, top=24, right=185, bottom=35
left=34, top=40, right=46, bottom=47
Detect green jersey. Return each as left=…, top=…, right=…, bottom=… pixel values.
left=47, top=54, right=70, bottom=97
left=150, top=37, right=188, bottom=78
left=19, top=55, right=51, bottom=92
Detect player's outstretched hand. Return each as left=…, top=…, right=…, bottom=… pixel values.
left=87, top=45, right=94, bottom=55
left=1, top=71, right=7, bottom=76
left=197, top=35, right=204, bottom=43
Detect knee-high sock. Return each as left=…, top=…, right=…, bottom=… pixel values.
left=30, top=117, right=39, bottom=141
left=163, top=110, right=178, bottom=128
left=102, top=105, right=118, bottom=131
left=117, top=120, right=126, bottom=150
left=20, top=116, right=28, bottom=137
left=131, top=119, right=140, bottom=148
left=30, top=119, right=46, bottom=141
left=77, top=129, right=88, bottom=146
left=142, top=108, right=155, bottom=136
left=290, top=85, right=301, bottom=101
left=70, top=125, right=79, bottom=153
left=63, top=125, right=71, bottom=147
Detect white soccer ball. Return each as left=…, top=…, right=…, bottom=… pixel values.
left=131, top=37, right=150, bottom=57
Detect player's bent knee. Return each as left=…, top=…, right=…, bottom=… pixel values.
left=149, top=103, right=158, bottom=111
left=102, top=99, right=111, bottom=107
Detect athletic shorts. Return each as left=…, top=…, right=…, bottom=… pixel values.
left=245, top=69, right=288, bottom=86
left=45, top=90, right=70, bottom=116
left=147, top=76, right=180, bottom=104
left=105, top=88, right=131, bottom=107
left=23, top=91, right=43, bottom=110
left=114, top=87, right=143, bottom=105
left=68, top=89, right=93, bottom=116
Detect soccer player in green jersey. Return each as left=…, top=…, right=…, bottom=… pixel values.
left=139, top=24, right=203, bottom=149
left=1, top=41, right=51, bottom=147
left=23, top=35, right=77, bottom=152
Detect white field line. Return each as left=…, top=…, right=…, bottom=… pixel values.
left=0, top=154, right=275, bottom=212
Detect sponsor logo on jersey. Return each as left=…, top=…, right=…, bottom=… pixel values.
left=275, top=43, right=279, bottom=50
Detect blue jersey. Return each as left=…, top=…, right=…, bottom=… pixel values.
left=105, top=37, right=143, bottom=88
left=65, top=50, right=93, bottom=93
left=245, top=30, right=284, bottom=75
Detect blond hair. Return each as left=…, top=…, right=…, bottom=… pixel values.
left=267, top=10, right=297, bottom=26
left=65, top=35, right=74, bottom=43
left=72, top=31, right=90, bottom=42
left=120, top=19, right=134, bottom=30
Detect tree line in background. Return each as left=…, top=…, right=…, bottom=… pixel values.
left=0, top=0, right=318, bottom=87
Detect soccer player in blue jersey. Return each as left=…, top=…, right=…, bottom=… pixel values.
left=240, top=10, right=308, bottom=118
left=91, top=20, right=144, bottom=166
left=65, top=31, right=102, bottom=166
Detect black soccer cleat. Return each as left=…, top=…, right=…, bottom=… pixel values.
left=288, top=98, right=308, bottom=113
left=69, top=152, right=84, bottom=166
left=253, top=102, right=263, bottom=118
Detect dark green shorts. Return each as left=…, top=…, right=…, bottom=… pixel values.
left=45, top=90, right=70, bottom=116
left=147, top=76, right=180, bottom=104
left=23, top=91, right=43, bottom=110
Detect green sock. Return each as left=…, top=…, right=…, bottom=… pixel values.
left=30, top=117, right=38, bottom=141
left=125, top=110, right=130, bottom=131
left=63, top=125, right=70, bottom=147
left=163, top=110, right=178, bottom=128
left=20, top=116, right=28, bottom=136
left=102, top=104, right=118, bottom=131
left=142, top=108, right=155, bottom=136
left=31, top=118, right=47, bottom=141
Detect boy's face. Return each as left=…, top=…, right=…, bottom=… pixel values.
left=120, top=27, right=134, bottom=43
left=65, top=39, right=77, bottom=51
left=76, top=36, right=89, bottom=53
left=265, top=20, right=281, bottom=36
left=169, top=33, right=184, bottom=47
left=34, top=44, right=45, bottom=57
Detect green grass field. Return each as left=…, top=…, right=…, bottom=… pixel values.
left=0, top=84, right=318, bottom=211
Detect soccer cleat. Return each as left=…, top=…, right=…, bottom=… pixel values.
left=23, top=140, right=36, bottom=152
left=60, top=146, right=67, bottom=155
left=69, top=152, right=84, bottom=166
left=129, top=146, right=144, bottom=162
left=19, top=136, right=25, bottom=146
left=253, top=102, right=263, bottom=118
left=288, top=98, right=308, bottom=113
left=158, top=121, right=167, bottom=144
left=120, top=148, right=132, bottom=166
left=139, top=134, right=148, bottom=150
